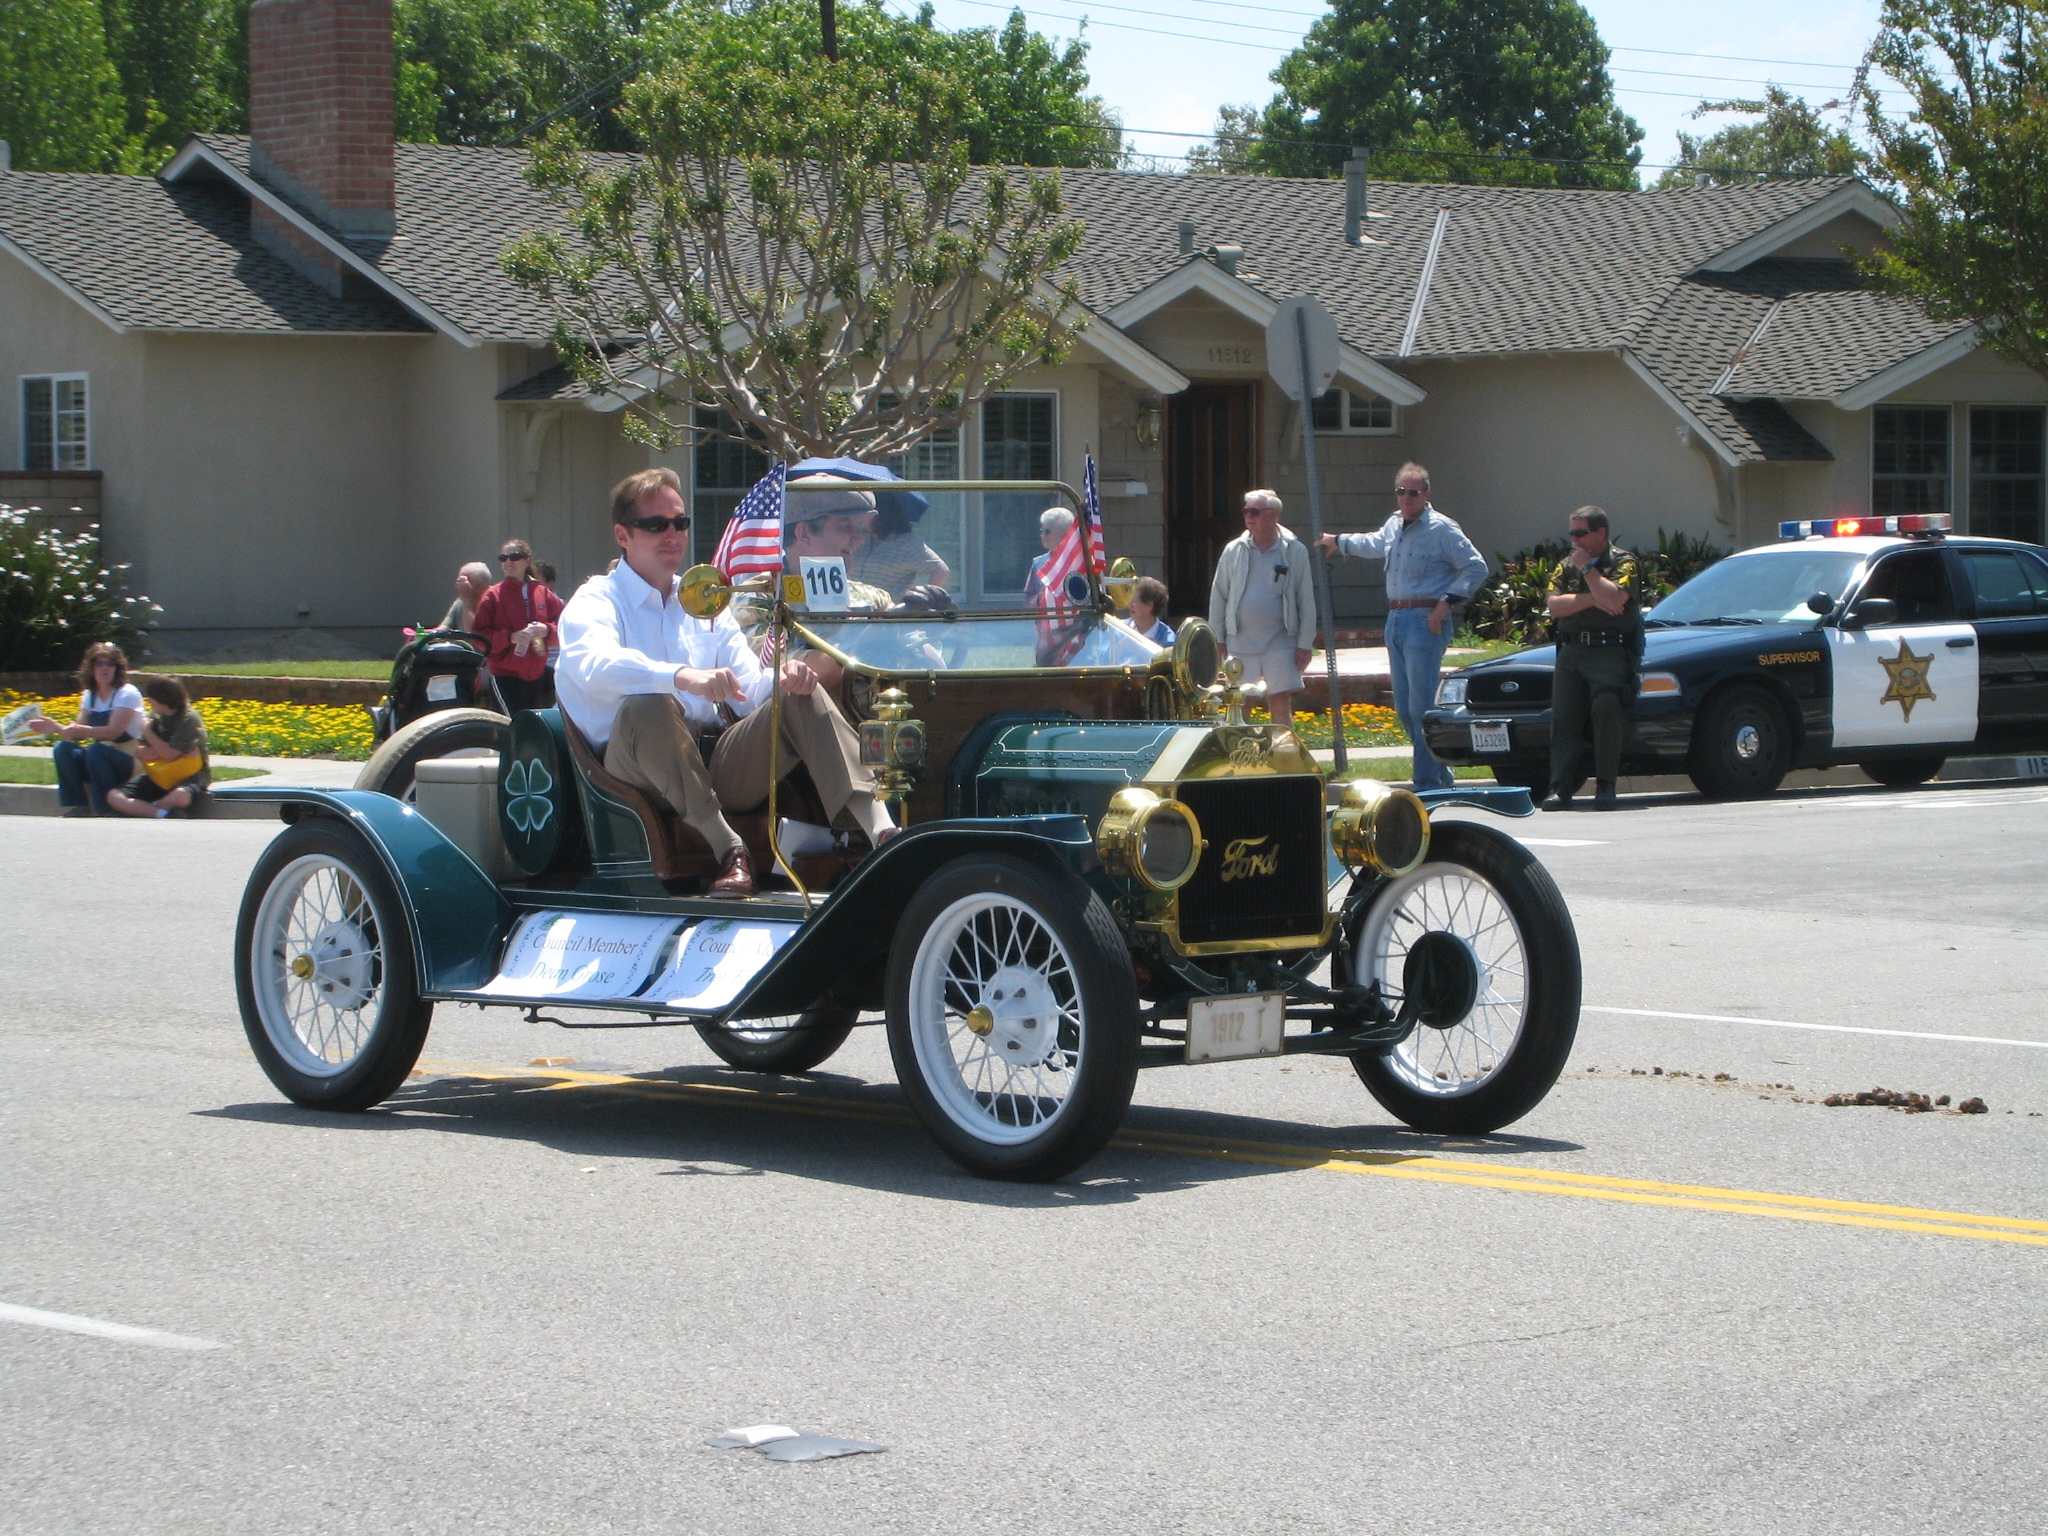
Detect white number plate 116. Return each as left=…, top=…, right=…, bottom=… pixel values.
left=1470, top=719, right=1511, bottom=753
left=1186, top=993, right=1286, bottom=1063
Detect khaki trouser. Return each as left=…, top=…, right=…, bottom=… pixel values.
left=602, top=689, right=891, bottom=858
left=1549, top=642, right=1634, bottom=794
left=710, top=687, right=892, bottom=842
left=603, top=694, right=742, bottom=859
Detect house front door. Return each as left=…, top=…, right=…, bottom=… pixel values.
left=1166, top=382, right=1259, bottom=611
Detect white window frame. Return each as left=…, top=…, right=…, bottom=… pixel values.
left=1870, top=403, right=1952, bottom=518
left=1312, top=387, right=1398, bottom=436
left=970, top=390, right=1061, bottom=606
left=21, top=373, right=90, bottom=471
left=1962, top=402, right=2047, bottom=543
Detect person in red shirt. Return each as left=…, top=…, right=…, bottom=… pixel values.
left=473, top=539, right=565, bottom=711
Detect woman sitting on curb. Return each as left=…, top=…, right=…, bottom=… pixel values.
left=27, top=642, right=142, bottom=817
left=106, top=678, right=211, bottom=819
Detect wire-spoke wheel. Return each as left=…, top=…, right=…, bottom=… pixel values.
left=1350, top=820, right=1580, bottom=1134
left=696, top=1009, right=859, bottom=1074
left=236, top=820, right=433, bottom=1110
left=887, top=854, right=1138, bottom=1181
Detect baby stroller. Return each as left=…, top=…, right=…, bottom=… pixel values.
left=367, top=626, right=505, bottom=745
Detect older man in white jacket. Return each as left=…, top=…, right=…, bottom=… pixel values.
left=1207, top=489, right=1318, bottom=727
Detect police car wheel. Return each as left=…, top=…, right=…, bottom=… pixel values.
left=695, top=1009, right=859, bottom=1074
left=1859, top=756, right=1944, bottom=788
left=886, top=854, right=1140, bottom=1181
left=1348, top=821, right=1581, bottom=1135
left=1687, top=685, right=1789, bottom=799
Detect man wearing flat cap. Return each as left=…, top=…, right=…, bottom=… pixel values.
left=556, top=468, right=894, bottom=897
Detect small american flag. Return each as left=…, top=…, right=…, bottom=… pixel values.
left=1031, top=454, right=1105, bottom=613
left=712, top=461, right=786, bottom=579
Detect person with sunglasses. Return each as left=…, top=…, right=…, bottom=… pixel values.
left=472, top=538, right=565, bottom=712
left=1542, top=506, right=1641, bottom=812
left=1316, top=462, right=1487, bottom=790
left=555, top=468, right=895, bottom=896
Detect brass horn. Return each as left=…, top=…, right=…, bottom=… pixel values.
left=1103, top=556, right=1140, bottom=611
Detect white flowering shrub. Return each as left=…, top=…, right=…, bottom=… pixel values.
left=0, top=506, right=161, bottom=670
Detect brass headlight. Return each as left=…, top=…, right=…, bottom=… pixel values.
left=1096, top=788, right=1204, bottom=891
left=1171, top=621, right=1221, bottom=700
left=1329, top=779, right=1431, bottom=877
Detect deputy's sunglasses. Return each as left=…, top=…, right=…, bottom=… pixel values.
left=1567, top=527, right=1594, bottom=539
left=626, top=514, right=690, bottom=533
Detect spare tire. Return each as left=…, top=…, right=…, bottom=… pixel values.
left=354, top=707, right=507, bottom=802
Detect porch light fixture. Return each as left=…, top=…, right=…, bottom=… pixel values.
left=1133, top=393, right=1163, bottom=448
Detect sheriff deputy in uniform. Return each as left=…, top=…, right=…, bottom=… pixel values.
left=1543, top=506, right=1641, bottom=812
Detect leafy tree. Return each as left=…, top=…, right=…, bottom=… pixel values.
left=503, top=44, right=1087, bottom=460
left=99, top=0, right=237, bottom=162
left=0, top=0, right=139, bottom=171
left=1654, top=84, right=1862, bottom=188
left=1209, top=0, right=1640, bottom=188
left=391, top=0, right=1121, bottom=163
left=639, top=2, right=1119, bottom=168
left=1857, top=0, right=2048, bottom=383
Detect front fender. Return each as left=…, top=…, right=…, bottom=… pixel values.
left=215, top=786, right=513, bottom=994
left=731, top=815, right=1096, bottom=1017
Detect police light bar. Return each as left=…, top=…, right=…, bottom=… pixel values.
left=1778, top=513, right=1952, bottom=539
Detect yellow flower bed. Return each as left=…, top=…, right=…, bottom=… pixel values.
left=1249, top=699, right=1408, bottom=748
left=1, top=690, right=375, bottom=760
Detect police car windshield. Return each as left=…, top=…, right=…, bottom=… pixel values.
left=1650, top=548, right=1867, bottom=626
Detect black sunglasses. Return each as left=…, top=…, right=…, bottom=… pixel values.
left=1395, top=487, right=1427, bottom=497
left=626, top=514, right=690, bottom=533
left=1568, top=527, right=1594, bottom=539
left=499, top=552, right=528, bottom=562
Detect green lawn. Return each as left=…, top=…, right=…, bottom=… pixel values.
left=1442, top=639, right=1530, bottom=666
left=154, top=660, right=390, bottom=679
left=0, top=758, right=266, bottom=786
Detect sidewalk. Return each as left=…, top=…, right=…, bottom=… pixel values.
left=0, top=744, right=357, bottom=818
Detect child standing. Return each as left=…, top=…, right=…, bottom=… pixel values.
left=106, top=678, right=211, bottom=819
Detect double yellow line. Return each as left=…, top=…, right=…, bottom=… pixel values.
left=415, top=1061, right=2048, bottom=1249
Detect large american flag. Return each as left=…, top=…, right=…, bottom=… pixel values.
left=1031, top=453, right=1105, bottom=613
left=712, top=461, right=786, bottom=579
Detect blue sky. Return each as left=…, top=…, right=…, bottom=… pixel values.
left=891, top=0, right=1894, bottom=180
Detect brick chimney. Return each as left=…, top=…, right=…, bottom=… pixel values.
left=246, top=0, right=395, bottom=292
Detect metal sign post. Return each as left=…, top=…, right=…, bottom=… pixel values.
left=1266, top=296, right=1348, bottom=772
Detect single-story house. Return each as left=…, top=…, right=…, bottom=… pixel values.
left=2, top=0, right=2041, bottom=656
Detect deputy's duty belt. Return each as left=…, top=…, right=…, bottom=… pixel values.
left=1562, top=629, right=1634, bottom=647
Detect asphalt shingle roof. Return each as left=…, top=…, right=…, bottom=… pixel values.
left=0, top=168, right=421, bottom=333
left=3, top=136, right=1978, bottom=464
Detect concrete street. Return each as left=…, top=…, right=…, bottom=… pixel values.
left=4, top=782, right=2045, bottom=1534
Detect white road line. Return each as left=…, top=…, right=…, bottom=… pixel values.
left=1516, top=837, right=1607, bottom=848
left=1584, top=1006, right=2048, bottom=1052
left=0, top=1303, right=225, bottom=1352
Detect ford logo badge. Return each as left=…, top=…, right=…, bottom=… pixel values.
left=1501, top=680, right=1520, bottom=694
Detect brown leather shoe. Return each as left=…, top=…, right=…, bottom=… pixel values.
left=709, top=844, right=755, bottom=896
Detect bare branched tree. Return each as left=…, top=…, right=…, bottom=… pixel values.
left=502, top=46, right=1088, bottom=461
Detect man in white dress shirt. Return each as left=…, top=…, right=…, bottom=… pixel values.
left=555, top=467, right=892, bottom=896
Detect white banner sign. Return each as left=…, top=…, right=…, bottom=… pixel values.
left=478, top=911, right=679, bottom=1001
left=649, top=919, right=802, bottom=1011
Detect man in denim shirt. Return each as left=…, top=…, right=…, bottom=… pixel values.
left=1317, top=461, right=1487, bottom=790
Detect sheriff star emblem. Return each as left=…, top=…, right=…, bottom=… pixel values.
left=1878, top=639, right=1936, bottom=721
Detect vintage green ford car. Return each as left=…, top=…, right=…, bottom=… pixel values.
left=223, top=481, right=1581, bottom=1181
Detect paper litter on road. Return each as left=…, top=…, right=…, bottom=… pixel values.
left=706, top=1424, right=886, bottom=1460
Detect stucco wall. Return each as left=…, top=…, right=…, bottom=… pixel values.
left=140, top=331, right=413, bottom=635
left=0, top=255, right=150, bottom=557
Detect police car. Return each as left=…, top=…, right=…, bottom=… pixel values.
left=1422, top=514, right=2048, bottom=798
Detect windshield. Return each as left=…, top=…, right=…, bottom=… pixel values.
left=796, top=609, right=1163, bottom=673
left=1650, top=548, right=1867, bottom=625
left=824, top=486, right=1091, bottom=612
